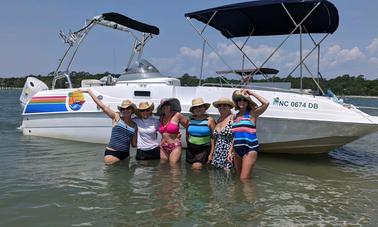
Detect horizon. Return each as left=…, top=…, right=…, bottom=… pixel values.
left=1, top=0, right=378, bottom=80
left=1, top=70, right=376, bottom=82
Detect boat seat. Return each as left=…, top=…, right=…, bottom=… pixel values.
left=81, top=79, right=104, bottom=87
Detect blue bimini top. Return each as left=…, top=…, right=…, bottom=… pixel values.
left=185, top=0, right=339, bottom=38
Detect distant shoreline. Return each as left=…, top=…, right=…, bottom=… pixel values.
left=0, top=87, right=22, bottom=90
left=342, top=95, right=378, bottom=99
left=0, top=87, right=378, bottom=99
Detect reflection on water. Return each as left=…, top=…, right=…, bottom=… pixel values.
left=152, top=163, right=184, bottom=223
left=1, top=90, right=378, bottom=226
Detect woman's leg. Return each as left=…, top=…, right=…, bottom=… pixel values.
left=240, top=151, right=257, bottom=180
left=160, top=150, right=169, bottom=162
left=189, top=145, right=209, bottom=170
left=169, top=146, right=182, bottom=164
left=160, top=143, right=169, bottom=162
left=233, top=152, right=242, bottom=175
left=192, top=162, right=203, bottom=170
left=104, top=155, right=121, bottom=165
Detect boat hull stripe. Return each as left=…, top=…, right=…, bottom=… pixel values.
left=25, top=104, right=68, bottom=113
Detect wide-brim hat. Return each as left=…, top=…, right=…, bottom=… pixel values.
left=137, top=101, right=154, bottom=111
left=135, top=101, right=154, bottom=117
left=232, top=90, right=257, bottom=110
left=156, top=98, right=181, bottom=116
left=212, top=97, right=235, bottom=109
left=189, top=97, right=211, bottom=113
left=117, top=99, right=136, bottom=111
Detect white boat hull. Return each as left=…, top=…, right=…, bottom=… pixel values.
left=257, top=117, right=377, bottom=154
left=21, top=113, right=377, bottom=154
left=20, top=84, right=378, bottom=154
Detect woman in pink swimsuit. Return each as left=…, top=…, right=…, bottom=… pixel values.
left=156, top=98, right=188, bottom=164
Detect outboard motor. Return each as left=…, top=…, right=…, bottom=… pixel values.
left=19, top=77, right=49, bottom=108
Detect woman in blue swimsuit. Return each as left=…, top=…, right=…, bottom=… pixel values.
left=82, top=89, right=137, bottom=165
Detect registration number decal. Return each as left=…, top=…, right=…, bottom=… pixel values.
left=273, top=97, right=319, bottom=109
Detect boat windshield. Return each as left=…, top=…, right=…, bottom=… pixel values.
left=117, top=59, right=162, bottom=81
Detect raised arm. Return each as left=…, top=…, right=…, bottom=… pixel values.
left=244, top=89, right=270, bottom=117
left=83, top=89, right=117, bottom=119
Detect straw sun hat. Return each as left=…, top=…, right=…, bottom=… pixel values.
left=135, top=101, right=154, bottom=116
left=212, top=97, right=235, bottom=109
left=117, top=99, right=136, bottom=111
left=232, top=90, right=257, bottom=110
left=156, top=98, right=181, bottom=116
left=137, top=101, right=154, bottom=111
left=189, top=97, right=211, bottom=113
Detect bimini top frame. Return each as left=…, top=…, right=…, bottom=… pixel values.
left=185, top=0, right=339, bottom=94
left=205, top=67, right=279, bottom=88
left=52, top=12, right=159, bottom=89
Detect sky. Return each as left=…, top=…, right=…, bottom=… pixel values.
left=0, top=0, right=377, bottom=80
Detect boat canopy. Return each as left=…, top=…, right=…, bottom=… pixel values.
left=185, top=0, right=338, bottom=38
left=101, top=12, right=159, bottom=35
left=216, top=67, right=279, bottom=75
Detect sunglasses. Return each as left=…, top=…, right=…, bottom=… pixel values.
left=120, top=106, right=134, bottom=111
left=139, top=109, right=151, bottom=112
left=193, top=105, right=205, bottom=109
left=236, top=98, right=248, bottom=102
left=218, top=104, right=230, bottom=108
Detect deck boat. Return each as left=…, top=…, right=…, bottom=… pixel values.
left=19, top=3, right=378, bottom=154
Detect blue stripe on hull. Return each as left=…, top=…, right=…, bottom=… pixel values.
left=25, top=104, right=68, bottom=113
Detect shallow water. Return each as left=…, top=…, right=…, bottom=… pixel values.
left=1, top=90, right=378, bottom=226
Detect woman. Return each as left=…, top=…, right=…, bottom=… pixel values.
left=133, top=101, right=160, bottom=160
left=156, top=98, right=188, bottom=164
left=186, top=97, right=215, bottom=170
left=227, top=89, right=269, bottom=180
left=82, top=88, right=137, bottom=165
left=208, top=97, right=234, bottom=171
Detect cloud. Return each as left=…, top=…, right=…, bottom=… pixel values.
left=151, top=42, right=378, bottom=79
left=327, top=44, right=342, bottom=55
left=217, top=42, right=239, bottom=56
left=368, top=57, right=378, bottom=65
left=179, top=47, right=202, bottom=59
left=322, top=45, right=365, bottom=68
left=366, top=38, right=378, bottom=54
left=215, top=42, right=283, bottom=64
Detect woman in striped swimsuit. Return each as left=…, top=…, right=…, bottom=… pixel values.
left=186, top=98, right=215, bottom=170
left=82, top=89, right=137, bottom=165
left=228, top=89, right=269, bottom=180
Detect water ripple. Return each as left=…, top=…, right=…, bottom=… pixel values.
left=1, top=91, right=378, bottom=226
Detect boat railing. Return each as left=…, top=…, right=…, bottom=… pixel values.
left=52, top=72, right=73, bottom=89
left=201, top=83, right=239, bottom=88
left=201, top=82, right=321, bottom=95
left=117, top=81, right=171, bottom=85
left=356, top=106, right=378, bottom=111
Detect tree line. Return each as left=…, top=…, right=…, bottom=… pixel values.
left=176, top=73, right=378, bottom=96
left=1, top=72, right=377, bottom=96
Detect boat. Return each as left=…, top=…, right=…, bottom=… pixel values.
left=19, top=2, right=378, bottom=154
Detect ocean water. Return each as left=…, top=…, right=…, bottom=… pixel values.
left=1, top=90, right=378, bottom=226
